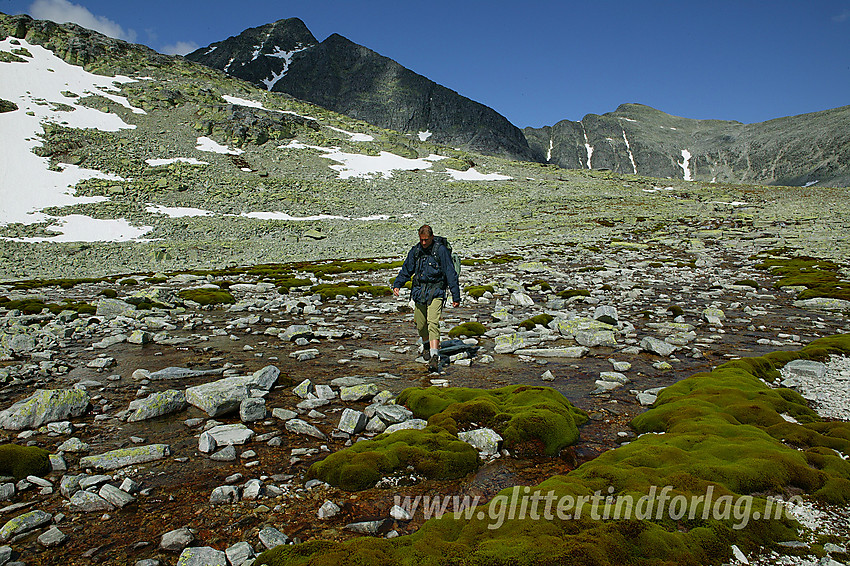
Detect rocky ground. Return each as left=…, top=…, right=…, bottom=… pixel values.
left=1, top=213, right=849, bottom=566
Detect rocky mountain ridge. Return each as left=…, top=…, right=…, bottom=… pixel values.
left=185, top=18, right=538, bottom=162
left=524, top=103, right=850, bottom=187
left=186, top=18, right=850, bottom=188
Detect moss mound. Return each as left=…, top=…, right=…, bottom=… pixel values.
left=177, top=288, right=235, bottom=305
left=519, top=313, right=555, bottom=331
left=557, top=288, right=591, bottom=299
left=257, top=335, right=850, bottom=566
left=310, top=281, right=391, bottom=300
left=308, top=426, right=478, bottom=491
left=399, top=385, right=588, bottom=456
left=448, top=321, right=488, bottom=338
left=755, top=253, right=850, bottom=301
left=464, top=285, right=494, bottom=298
left=0, top=444, right=51, bottom=480
left=0, top=297, right=96, bottom=315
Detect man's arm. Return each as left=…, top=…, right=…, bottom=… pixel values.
left=392, top=247, right=416, bottom=296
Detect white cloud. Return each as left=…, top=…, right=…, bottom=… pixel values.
left=833, top=10, right=850, bottom=23
left=28, top=0, right=137, bottom=42
left=160, top=41, right=200, bottom=56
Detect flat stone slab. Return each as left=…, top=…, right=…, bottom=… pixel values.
left=783, top=359, right=827, bottom=380
left=79, top=444, right=171, bottom=471
left=513, top=347, right=588, bottom=358
left=458, top=428, right=502, bottom=455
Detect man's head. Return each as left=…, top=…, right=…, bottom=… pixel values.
left=418, top=224, right=434, bottom=249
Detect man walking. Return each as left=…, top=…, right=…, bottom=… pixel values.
left=393, top=225, right=460, bottom=371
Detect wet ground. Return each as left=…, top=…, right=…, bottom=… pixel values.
left=1, top=239, right=848, bottom=565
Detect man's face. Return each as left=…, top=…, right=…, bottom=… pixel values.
left=419, top=233, right=433, bottom=249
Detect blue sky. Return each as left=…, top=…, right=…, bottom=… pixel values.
left=2, top=0, right=849, bottom=128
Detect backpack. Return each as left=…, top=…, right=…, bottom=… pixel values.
left=413, top=236, right=461, bottom=287
left=429, top=236, right=461, bottom=278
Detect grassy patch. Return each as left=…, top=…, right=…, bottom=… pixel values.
left=308, top=426, right=479, bottom=491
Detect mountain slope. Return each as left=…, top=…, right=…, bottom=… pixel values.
left=524, top=103, right=850, bottom=187
left=185, top=19, right=540, bottom=162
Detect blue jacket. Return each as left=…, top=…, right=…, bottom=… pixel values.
left=394, top=242, right=460, bottom=305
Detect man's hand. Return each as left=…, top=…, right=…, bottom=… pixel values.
left=452, top=301, right=459, bottom=308
left=393, top=287, right=400, bottom=297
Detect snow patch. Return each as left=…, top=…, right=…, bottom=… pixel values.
left=804, top=180, right=819, bottom=187
left=9, top=215, right=152, bottom=243
left=146, top=205, right=214, bottom=218
left=327, top=126, right=374, bottom=142
left=145, top=158, right=208, bottom=167
left=261, top=44, right=309, bottom=90
left=418, top=131, right=432, bottom=141
left=546, top=138, right=554, bottom=162
left=622, top=129, right=637, bottom=174
left=196, top=136, right=244, bottom=155
left=581, top=124, right=593, bottom=169
left=678, top=149, right=693, bottom=181
left=446, top=168, right=512, bottom=181
left=0, top=38, right=154, bottom=241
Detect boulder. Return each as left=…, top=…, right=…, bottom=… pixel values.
left=160, top=527, right=194, bottom=552
left=640, top=336, right=677, bottom=357
left=340, top=383, right=379, bottom=402
left=0, top=389, right=90, bottom=431
left=285, top=419, right=326, bottom=440
left=783, top=359, right=827, bottom=380
left=258, top=527, right=289, bottom=549
left=337, top=408, right=367, bottom=434
left=69, top=490, right=114, bottom=513
left=374, top=405, right=413, bottom=424
left=176, top=547, right=228, bottom=566
left=185, top=377, right=252, bottom=417
left=127, top=390, right=186, bottom=422
left=0, top=510, right=52, bottom=541
left=240, top=398, right=266, bottom=422
left=458, top=428, right=502, bottom=455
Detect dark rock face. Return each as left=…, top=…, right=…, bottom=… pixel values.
left=186, top=19, right=539, bottom=162
left=524, top=103, right=850, bottom=187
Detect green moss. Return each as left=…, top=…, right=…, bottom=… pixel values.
left=308, top=426, right=479, bottom=491
left=0, top=444, right=51, bottom=479
left=399, top=385, right=588, bottom=456
left=667, top=305, right=685, bottom=317
left=310, top=281, right=392, bottom=300
left=461, top=254, right=523, bottom=266
left=557, top=289, right=591, bottom=299
left=735, top=279, right=760, bottom=289
left=119, top=278, right=138, bottom=286
left=526, top=279, right=553, bottom=292
left=99, top=289, right=118, bottom=299
left=464, top=285, right=494, bottom=298
left=177, top=288, right=235, bottom=305
left=448, top=321, right=488, bottom=338
left=0, top=297, right=95, bottom=315
left=754, top=254, right=850, bottom=301
left=579, top=266, right=606, bottom=273
left=264, top=335, right=850, bottom=566
left=519, top=313, right=555, bottom=331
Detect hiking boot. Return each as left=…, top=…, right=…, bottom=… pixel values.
left=421, top=348, right=431, bottom=362
left=428, top=355, right=439, bottom=372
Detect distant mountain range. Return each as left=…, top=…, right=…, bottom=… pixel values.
left=187, top=18, right=850, bottom=188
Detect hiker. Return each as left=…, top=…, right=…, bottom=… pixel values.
left=392, top=225, right=460, bottom=371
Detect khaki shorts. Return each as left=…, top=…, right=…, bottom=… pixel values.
left=414, top=298, right=443, bottom=342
